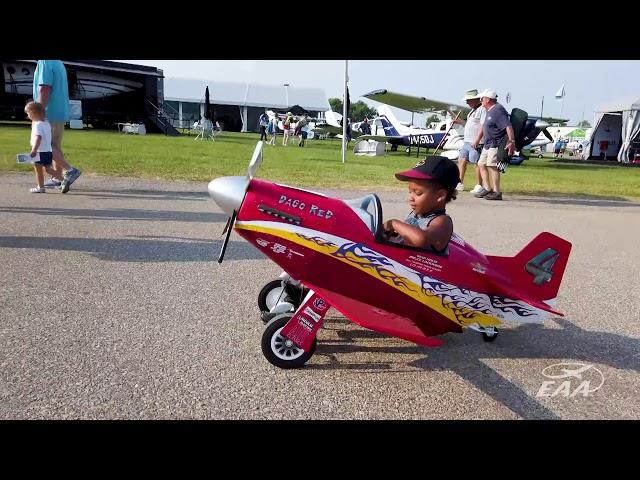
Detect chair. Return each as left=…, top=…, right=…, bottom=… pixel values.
left=212, top=121, right=223, bottom=139
left=194, top=119, right=215, bottom=141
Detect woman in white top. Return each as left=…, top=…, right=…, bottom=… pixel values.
left=268, top=114, right=279, bottom=146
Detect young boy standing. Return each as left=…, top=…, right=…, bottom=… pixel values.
left=25, top=101, right=64, bottom=193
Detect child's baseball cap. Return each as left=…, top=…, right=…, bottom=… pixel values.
left=395, top=156, right=460, bottom=191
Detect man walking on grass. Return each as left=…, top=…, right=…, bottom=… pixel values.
left=471, top=89, right=516, bottom=201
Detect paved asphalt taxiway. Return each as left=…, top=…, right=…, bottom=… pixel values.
left=1, top=172, right=639, bottom=419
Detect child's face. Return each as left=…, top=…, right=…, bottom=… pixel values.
left=407, top=180, right=446, bottom=215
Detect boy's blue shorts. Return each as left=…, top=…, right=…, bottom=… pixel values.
left=34, top=151, right=53, bottom=166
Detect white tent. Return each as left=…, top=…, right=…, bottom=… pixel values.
left=163, top=77, right=329, bottom=132
left=583, top=94, right=640, bottom=163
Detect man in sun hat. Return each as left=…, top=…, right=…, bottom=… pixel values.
left=452, top=89, right=486, bottom=194
left=471, top=88, right=516, bottom=201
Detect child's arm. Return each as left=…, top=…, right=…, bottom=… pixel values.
left=384, top=216, right=453, bottom=250
left=31, top=134, right=42, bottom=157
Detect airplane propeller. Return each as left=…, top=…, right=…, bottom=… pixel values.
left=247, top=141, right=264, bottom=180
left=211, top=141, right=264, bottom=263
left=218, top=209, right=237, bottom=264
left=533, top=119, right=554, bottom=143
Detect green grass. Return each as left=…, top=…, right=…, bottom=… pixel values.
left=2, top=123, right=639, bottom=200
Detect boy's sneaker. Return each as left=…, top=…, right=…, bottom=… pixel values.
left=60, top=178, right=70, bottom=194
left=474, top=187, right=492, bottom=198
left=485, top=191, right=503, bottom=201
left=30, top=186, right=46, bottom=193
left=455, top=182, right=465, bottom=192
left=470, top=184, right=483, bottom=194
left=43, top=177, right=61, bottom=188
left=64, top=168, right=82, bottom=186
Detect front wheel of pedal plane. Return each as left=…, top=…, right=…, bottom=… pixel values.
left=261, top=314, right=316, bottom=369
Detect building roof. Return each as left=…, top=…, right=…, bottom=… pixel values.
left=17, top=60, right=163, bottom=77
left=595, top=94, right=640, bottom=112
left=164, top=77, right=330, bottom=111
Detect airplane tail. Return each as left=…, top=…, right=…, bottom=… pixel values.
left=376, top=105, right=407, bottom=136
left=487, top=232, right=572, bottom=312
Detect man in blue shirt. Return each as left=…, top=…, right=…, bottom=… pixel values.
left=33, top=60, right=81, bottom=193
left=471, top=89, right=515, bottom=201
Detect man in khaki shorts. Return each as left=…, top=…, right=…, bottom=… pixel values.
left=33, top=60, right=82, bottom=193
left=471, top=89, right=515, bottom=201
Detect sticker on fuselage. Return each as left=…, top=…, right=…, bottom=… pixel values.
left=298, top=316, right=314, bottom=331
left=303, top=307, right=321, bottom=322
left=277, top=195, right=334, bottom=220
left=407, top=254, right=443, bottom=273
left=526, top=248, right=559, bottom=285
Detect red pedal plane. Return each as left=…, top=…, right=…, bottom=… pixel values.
left=209, top=142, right=572, bottom=369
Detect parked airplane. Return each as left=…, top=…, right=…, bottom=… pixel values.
left=311, top=110, right=363, bottom=140
left=361, top=89, right=556, bottom=161
left=356, top=104, right=454, bottom=151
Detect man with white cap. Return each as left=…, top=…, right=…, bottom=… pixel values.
left=453, top=89, right=486, bottom=193
left=471, top=89, right=516, bottom=201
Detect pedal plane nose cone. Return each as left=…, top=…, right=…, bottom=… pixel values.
left=207, top=176, right=249, bottom=215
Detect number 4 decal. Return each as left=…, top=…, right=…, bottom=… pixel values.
left=526, top=248, right=559, bottom=285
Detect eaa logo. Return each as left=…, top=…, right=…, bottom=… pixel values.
left=313, top=298, right=327, bottom=311
left=536, top=362, right=604, bottom=398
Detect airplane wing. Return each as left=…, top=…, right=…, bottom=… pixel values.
left=314, top=123, right=362, bottom=139
left=531, top=116, right=569, bottom=124
left=306, top=283, right=446, bottom=347
left=313, top=123, right=343, bottom=136
left=362, top=89, right=470, bottom=115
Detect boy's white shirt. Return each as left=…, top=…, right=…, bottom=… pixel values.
left=31, top=120, right=52, bottom=152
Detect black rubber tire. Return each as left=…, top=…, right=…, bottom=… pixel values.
left=257, top=280, right=297, bottom=313
left=261, top=314, right=317, bottom=369
left=482, top=328, right=499, bottom=342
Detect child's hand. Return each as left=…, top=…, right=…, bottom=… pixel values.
left=383, top=219, right=395, bottom=233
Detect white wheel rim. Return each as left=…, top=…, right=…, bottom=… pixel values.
left=265, top=287, right=288, bottom=311
left=271, top=327, right=304, bottom=361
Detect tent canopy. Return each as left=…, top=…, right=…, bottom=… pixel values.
left=586, top=93, right=640, bottom=163
left=566, top=128, right=586, bottom=138
left=595, top=94, right=640, bottom=113
left=286, top=105, right=310, bottom=116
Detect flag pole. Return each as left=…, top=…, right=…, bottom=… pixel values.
left=540, top=96, right=544, bottom=119
left=342, top=60, right=348, bottom=164
left=559, top=81, right=565, bottom=119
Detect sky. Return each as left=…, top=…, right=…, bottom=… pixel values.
left=116, top=60, right=640, bottom=126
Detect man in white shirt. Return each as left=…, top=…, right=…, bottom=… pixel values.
left=453, top=89, right=486, bottom=193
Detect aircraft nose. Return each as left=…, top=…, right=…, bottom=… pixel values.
left=207, top=176, right=249, bottom=215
